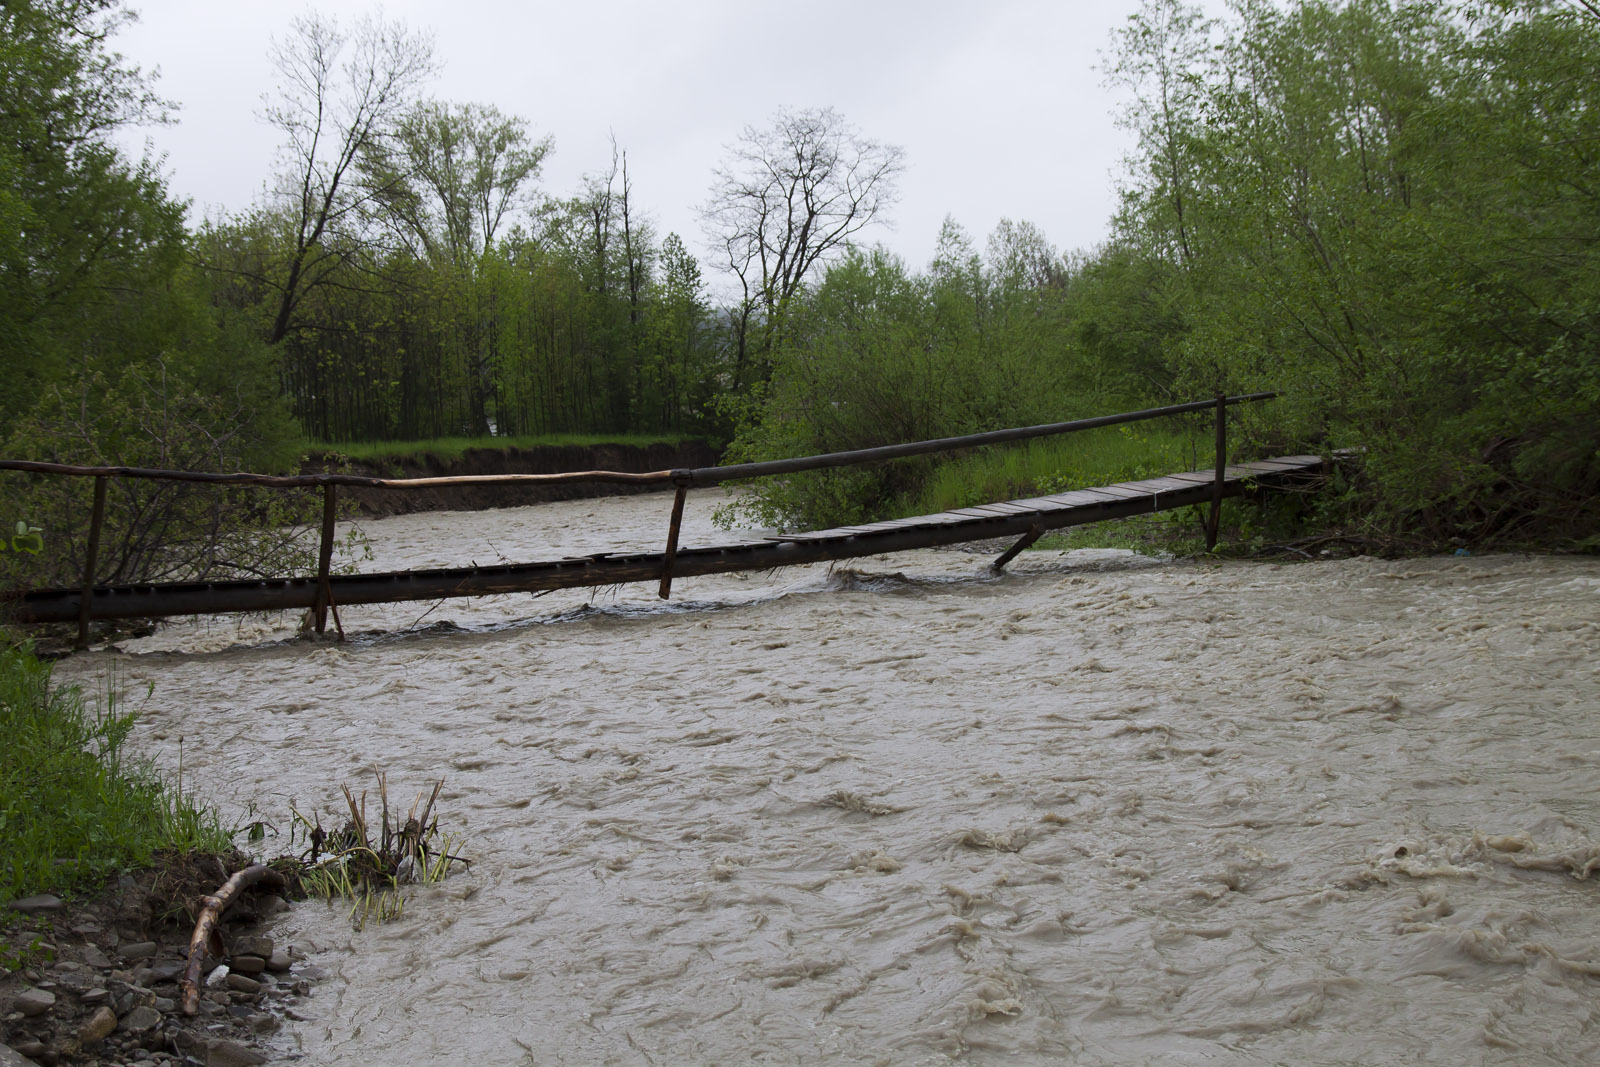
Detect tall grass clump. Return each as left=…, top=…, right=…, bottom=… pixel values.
left=0, top=646, right=229, bottom=903
left=286, top=775, right=470, bottom=930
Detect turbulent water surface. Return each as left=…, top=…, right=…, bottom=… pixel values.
left=59, top=492, right=1600, bottom=1066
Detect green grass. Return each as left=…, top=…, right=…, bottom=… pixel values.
left=307, top=432, right=703, bottom=465
left=887, top=420, right=1226, bottom=557
left=0, top=645, right=229, bottom=904
left=898, top=421, right=1212, bottom=516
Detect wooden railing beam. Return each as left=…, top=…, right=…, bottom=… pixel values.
left=0, top=393, right=1278, bottom=494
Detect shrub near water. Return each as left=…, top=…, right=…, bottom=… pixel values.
left=0, top=646, right=228, bottom=903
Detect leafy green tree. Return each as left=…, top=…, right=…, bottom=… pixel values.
left=1106, top=0, right=1216, bottom=271
left=1056, top=243, right=1185, bottom=403
left=258, top=10, right=436, bottom=345
left=6, top=349, right=320, bottom=590
left=362, top=100, right=551, bottom=271
left=1109, top=0, right=1600, bottom=545
left=721, top=233, right=1079, bottom=531
left=359, top=100, right=551, bottom=435
left=1, top=1, right=314, bottom=598
left=638, top=233, right=718, bottom=434
left=0, top=0, right=185, bottom=422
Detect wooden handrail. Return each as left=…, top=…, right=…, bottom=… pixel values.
left=0, top=460, right=677, bottom=489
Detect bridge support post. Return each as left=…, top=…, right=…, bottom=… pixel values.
left=313, top=483, right=337, bottom=634
left=1206, top=394, right=1226, bottom=550
left=75, top=475, right=107, bottom=650
left=658, top=482, right=690, bottom=599
left=991, top=522, right=1046, bottom=573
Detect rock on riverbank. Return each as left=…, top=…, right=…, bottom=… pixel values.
left=2, top=863, right=316, bottom=1066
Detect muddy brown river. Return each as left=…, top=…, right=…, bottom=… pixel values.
left=58, top=492, right=1600, bottom=1065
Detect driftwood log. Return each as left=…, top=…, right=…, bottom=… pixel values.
left=180, top=864, right=288, bottom=1016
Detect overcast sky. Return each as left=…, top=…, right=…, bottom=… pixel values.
left=111, top=0, right=1181, bottom=275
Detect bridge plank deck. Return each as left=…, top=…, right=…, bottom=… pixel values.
left=952, top=502, right=1038, bottom=517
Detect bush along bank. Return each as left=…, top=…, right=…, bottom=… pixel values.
left=0, top=646, right=302, bottom=1065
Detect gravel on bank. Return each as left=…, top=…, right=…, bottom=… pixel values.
left=2, top=859, right=320, bottom=1067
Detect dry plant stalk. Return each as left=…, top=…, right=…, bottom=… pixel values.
left=299, top=776, right=465, bottom=929
left=179, top=775, right=465, bottom=1014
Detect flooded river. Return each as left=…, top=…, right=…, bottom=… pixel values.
left=59, top=492, right=1600, bottom=1065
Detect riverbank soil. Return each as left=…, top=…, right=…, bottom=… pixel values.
left=1, top=853, right=312, bottom=1067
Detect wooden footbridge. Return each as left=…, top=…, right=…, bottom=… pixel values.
left=3, top=394, right=1330, bottom=644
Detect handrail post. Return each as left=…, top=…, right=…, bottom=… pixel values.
left=1207, top=393, right=1226, bottom=550
left=313, top=483, right=337, bottom=634
left=75, top=475, right=107, bottom=649
left=658, top=479, right=690, bottom=600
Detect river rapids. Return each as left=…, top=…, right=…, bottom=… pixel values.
left=58, top=492, right=1600, bottom=1066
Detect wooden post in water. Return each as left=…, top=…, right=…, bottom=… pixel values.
left=658, top=483, right=689, bottom=600
left=991, top=522, right=1046, bottom=573
left=313, top=483, right=337, bottom=634
left=75, top=475, right=108, bottom=649
left=1207, top=394, right=1227, bottom=550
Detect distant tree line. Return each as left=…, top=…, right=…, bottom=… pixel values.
left=194, top=13, right=727, bottom=444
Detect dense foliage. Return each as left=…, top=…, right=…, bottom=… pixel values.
left=1110, top=0, right=1600, bottom=546
left=728, top=0, right=1599, bottom=545
left=215, top=210, right=724, bottom=443
left=719, top=227, right=1114, bottom=529
left=1, top=0, right=312, bottom=589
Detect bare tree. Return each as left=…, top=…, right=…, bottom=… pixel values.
left=260, top=12, right=436, bottom=343
left=700, top=106, right=905, bottom=384
left=618, top=143, right=649, bottom=329
left=580, top=142, right=619, bottom=296
left=561, top=136, right=654, bottom=429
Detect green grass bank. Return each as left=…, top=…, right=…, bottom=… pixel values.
left=0, top=646, right=229, bottom=905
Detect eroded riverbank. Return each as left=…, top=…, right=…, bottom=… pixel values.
left=57, top=493, right=1600, bottom=1065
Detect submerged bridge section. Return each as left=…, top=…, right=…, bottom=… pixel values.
left=10, top=453, right=1327, bottom=628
